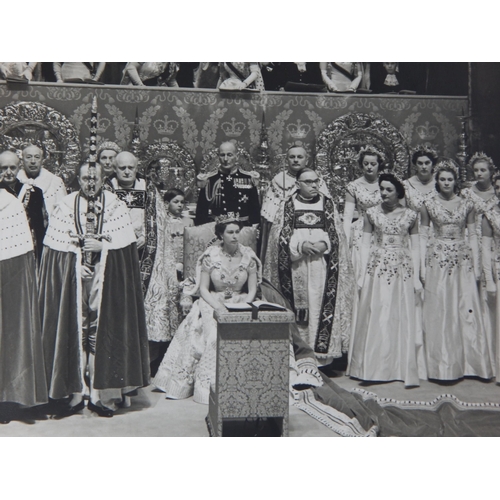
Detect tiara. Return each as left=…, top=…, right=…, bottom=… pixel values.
left=410, top=143, right=438, bottom=159
left=97, top=140, right=122, bottom=156
left=358, top=145, right=386, bottom=163
left=435, top=158, right=460, bottom=175
left=468, top=151, right=495, bottom=170
left=214, top=212, right=240, bottom=224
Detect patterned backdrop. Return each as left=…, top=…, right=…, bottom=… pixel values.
left=0, top=82, right=467, bottom=181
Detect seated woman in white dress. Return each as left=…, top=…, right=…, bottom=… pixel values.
left=152, top=215, right=260, bottom=404
left=421, top=161, right=493, bottom=381
left=347, top=172, right=421, bottom=387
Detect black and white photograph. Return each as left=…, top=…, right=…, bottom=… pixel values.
left=1, top=2, right=499, bottom=497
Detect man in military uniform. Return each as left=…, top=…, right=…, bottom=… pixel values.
left=195, top=141, right=260, bottom=226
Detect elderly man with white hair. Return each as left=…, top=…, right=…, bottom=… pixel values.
left=17, top=144, right=67, bottom=217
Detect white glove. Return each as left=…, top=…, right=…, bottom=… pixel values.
left=357, top=231, right=371, bottom=290
left=410, top=233, right=423, bottom=293
left=482, top=236, right=496, bottom=295
left=420, top=225, right=430, bottom=283
left=468, top=223, right=480, bottom=280
left=343, top=200, right=355, bottom=246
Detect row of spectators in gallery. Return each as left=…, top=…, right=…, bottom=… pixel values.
left=0, top=62, right=468, bottom=96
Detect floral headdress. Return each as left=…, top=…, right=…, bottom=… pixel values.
left=357, top=145, right=386, bottom=164
left=411, top=144, right=439, bottom=161
left=379, top=168, right=404, bottom=186
left=435, top=158, right=460, bottom=176
left=468, top=151, right=496, bottom=171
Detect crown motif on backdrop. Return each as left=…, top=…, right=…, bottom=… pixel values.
left=410, top=143, right=439, bottom=159
left=415, top=121, right=440, bottom=141
left=468, top=151, right=496, bottom=170
left=286, top=119, right=311, bottom=140
left=435, top=158, right=460, bottom=175
left=357, top=145, right=386, bottom=163
left=85, top=115, right=111, bottom=134
left=221, top=118, right=246, bottom=138
left=153, top=116, right=180, bottom=136
left=215, top=212, right=240, bottom=224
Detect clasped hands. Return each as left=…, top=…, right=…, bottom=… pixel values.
left=302, top=241, right=327, bottom=257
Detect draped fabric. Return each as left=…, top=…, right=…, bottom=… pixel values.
left=39, top=244, right=150, bottom=398
left=39, top=249, right=82, bottom=398
left=94, top=245, right=150, bottom=389
left=0, top=252, right=47, bottom=406
left=0, top=83, right=466, bottom=170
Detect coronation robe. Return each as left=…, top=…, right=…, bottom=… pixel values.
left=108, top=176, right=174, bottom=342
left=2, top=179, right=46, bottom=261
left=264, top=193, right=355, bottom=364
left=39, top=190, right=150, bottom=400
left=0, top=189, right=47, bottom=407
left=17, top=167, right=67, bottom=217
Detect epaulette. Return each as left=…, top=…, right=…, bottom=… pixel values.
left=196, top=169, right=218, bottom=188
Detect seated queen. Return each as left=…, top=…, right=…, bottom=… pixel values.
left=152, top=213, right=261, bottom=404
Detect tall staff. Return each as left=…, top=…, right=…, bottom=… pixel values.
left=82, top=96, right=99, bottom=266
left=70, top=96, right=109, bottom=260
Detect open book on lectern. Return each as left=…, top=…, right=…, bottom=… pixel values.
left=224, top=301, right=287, bottom=319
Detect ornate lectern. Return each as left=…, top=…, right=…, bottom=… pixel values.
left=206, top=309, right=294, bottom=437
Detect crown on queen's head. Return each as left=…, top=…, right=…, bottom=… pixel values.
left=215, top=212, right=240, bottom=224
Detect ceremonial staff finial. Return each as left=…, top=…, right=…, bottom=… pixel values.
left=69, top=95, right=111, bottom=263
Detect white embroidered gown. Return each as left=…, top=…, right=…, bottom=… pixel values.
left=345, top=178, right=381, bottom=281
left=152, top=244, right=258, bottom=404
left=462, top=186, right=497, bottom=364
left=422, top=197, right=493, bottom=380
left=347, top=206, right=420, bottom=386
